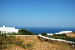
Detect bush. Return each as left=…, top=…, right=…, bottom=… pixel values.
left=41, top=33, right=47, bottom=36
left=26, top=42, right=33, bottom=48
left=53, top=34, right=66, bottom=36
left=33, top=34, right=38, bottom=35
left=18, top=29, right=33, bottom=35
left=40, top=38, right=45, bottom=42
left=3, top=32, right=18, bottom=35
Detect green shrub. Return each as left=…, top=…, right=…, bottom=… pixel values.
left=33, top=34, right=39, bottom=35
left=40, top=38, right=45, bottom=42
left=18, top=29, right=34, bottom=35
left=41, top=33, right=47, bottom=36
left=26, top=42, right=33, bottom=48
left=4, top=32, right=18, bottom=35
left=20, top=43, right=26, bottom=48
left=53, top=34, right=66, bottom=36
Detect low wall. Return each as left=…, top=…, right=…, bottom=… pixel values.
left=37, top=35, right=75, bottom=48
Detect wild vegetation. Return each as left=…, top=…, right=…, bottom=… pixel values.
left=0, top=31, right=75, bottom=50
left=41, top=33, right=75, bottom=42
left=0, top=30, right=75, bottom=50
left=41, top=33, right=47, bottom=36
left=0, top=34, right=33, bottom=50
left=48, top=34, right=75, bottom=42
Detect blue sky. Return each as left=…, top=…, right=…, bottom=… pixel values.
left=0, top=0, right=75, bottom=27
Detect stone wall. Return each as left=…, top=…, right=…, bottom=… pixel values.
left=37, top=35, right=75, bottom=48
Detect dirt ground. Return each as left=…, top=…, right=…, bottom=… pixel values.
left=66, top=33, right=75, bottom=38
left=3, top=36, right=75, bottom=50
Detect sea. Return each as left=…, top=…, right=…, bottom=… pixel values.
left=15, top=27, right=75, bottom=34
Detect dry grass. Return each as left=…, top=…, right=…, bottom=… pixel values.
left=66, top=33, right=75, bottom=38
left=3, top=36, right=75, bottom=50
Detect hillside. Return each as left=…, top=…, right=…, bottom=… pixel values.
left=66, top=32, right=75, bottom=38
left=2, top=35, right=75, bottom=50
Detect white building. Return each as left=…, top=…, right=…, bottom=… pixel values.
left=47, top=33, right=53, bottom=35
left=55, top=31, right=72, bottom=34
left=0, top=25, right=19, bottom=34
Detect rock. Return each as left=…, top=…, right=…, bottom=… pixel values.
left=71, top=45, right=75, bottom=48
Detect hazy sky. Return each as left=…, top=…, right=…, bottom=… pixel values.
left=0, top=0, right=75, bottom=27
